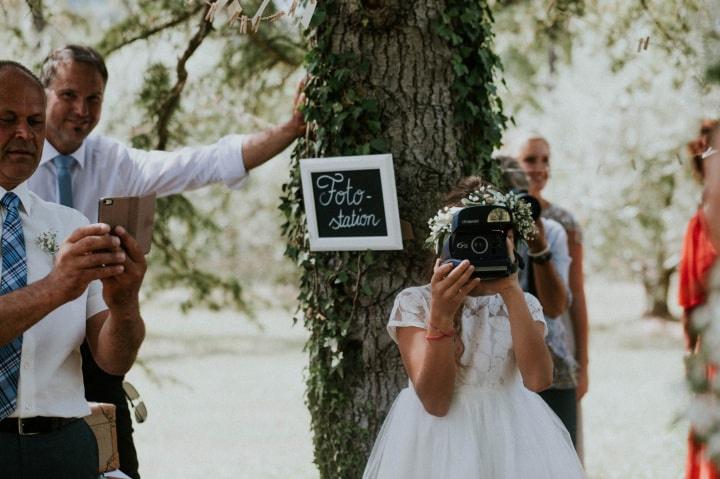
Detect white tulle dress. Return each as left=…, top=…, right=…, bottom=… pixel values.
left=363, top=286, right=586, bottom=479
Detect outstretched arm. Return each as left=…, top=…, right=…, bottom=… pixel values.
left=241, top=82, right=306, bottom=171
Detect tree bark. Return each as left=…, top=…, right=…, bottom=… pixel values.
left=641, top=259, right=675, bottom=320
left=284, top=1, right=504, bottom=476
left=290, top=0, right=495, bottom=476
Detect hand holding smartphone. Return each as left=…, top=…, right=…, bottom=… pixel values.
left=98, top=194, right=156, bottom=254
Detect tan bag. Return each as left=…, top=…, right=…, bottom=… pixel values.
left=84, top=402, right=120, bottom=473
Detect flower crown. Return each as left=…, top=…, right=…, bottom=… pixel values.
left=425, top=185, right=537, bottom=249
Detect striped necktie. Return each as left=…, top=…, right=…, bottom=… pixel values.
left=0, top=192, right=26, bottom=420
left=52, top=155, right=75, bottom=207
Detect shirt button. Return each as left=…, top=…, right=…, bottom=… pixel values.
left=22, top=363, right=29, bottom=370
left=24, top=405, right=31, bottom=411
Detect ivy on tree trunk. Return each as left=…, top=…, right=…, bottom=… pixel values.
left=280, top=0, right=506, bottom=476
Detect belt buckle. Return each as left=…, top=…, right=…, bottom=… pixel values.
left=17, top=418, right=39, bottom=436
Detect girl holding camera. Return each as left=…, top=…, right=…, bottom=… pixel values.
left=362, top=178, right=585, bottom=479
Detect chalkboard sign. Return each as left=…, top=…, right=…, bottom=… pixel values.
left=300, top=154, right=402, bottom=251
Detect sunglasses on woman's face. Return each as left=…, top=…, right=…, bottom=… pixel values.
left=702, top=147, right=719, bottom=160
left=122, top=381, right=148, bottom=424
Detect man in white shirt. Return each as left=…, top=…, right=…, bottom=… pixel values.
left=0, top=61, right=146, bottom=478
left=28, top=44, right=305, bottom=479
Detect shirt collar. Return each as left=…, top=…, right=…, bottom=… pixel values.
left=0, top=182, right=34, bottom=215
left=41, top=139, right=86, bottom=169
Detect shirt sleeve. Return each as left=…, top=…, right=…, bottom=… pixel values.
left=544, top=205, right=583, bottom=245
left=524, top=292, right=547, bottom=337
left=124, top=134, right=248, bottom=197
left=564, top=211, right=583, bottom=245
left=387, top=288, right=429, bottom=343
left=85, top=279, right=108, bottom=319
left=545, top=219, right=571, bottom=291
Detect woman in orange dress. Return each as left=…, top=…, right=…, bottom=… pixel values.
left=680, top=119, right=719, bottom=479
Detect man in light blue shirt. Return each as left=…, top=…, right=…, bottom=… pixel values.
left=0, top=59, right=147, bottom=479
left=30, top=44, right=306, bottom=479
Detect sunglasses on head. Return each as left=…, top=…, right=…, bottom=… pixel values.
left=122, top=381, right=148, bottom=424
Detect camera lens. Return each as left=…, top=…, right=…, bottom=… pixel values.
left=471, top=236, right=489, bottom=255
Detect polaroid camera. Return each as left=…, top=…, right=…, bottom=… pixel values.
left=438, top=205, right=518, bottom=279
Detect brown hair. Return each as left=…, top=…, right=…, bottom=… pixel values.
left=494, top=155, right=529, bottom=191
left=40, top=45, right=108, bottom=88
left=441, top=176, right=494, bottom=208
left=687, top=119, right=720, bottom=182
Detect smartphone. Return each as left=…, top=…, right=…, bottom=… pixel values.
left=97, top=194, right=156, bottom=254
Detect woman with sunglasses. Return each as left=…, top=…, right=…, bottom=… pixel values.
left=701, top=122, right=720, bottom=251
left=680, top=119, right=720, bottom=479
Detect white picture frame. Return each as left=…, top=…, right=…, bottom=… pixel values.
left=300, top=154, right=403, bottom=251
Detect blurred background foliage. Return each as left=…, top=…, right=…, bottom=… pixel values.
left=492, top=0, right=720, bottom=319
left=3, top=0, right=720, bottom=319
left=2, top=0, right=308, bottom=314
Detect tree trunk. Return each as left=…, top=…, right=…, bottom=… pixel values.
left=641, top=255, right=675, bottom=320
left=326, top=0, right=462, bottom=423
left=281, top=1, right=504, bottom=476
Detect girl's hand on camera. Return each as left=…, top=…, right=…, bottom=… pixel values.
left=430, top=259, right=481, bottom=328
left=477, top=235, right=522, bottom=297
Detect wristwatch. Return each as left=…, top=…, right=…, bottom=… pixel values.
left=529, top=250, right=553, bottom=264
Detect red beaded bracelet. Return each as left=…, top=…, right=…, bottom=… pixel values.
left=428, top=322, right=455, bottom=336
left=425, top=329, right=455, bottom=341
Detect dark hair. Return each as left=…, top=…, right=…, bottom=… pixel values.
left=441, top=176, right=494, bottom=208
left=0, top=60, right=45, bottom=96
left=494, top=155, right=529, bottom=191
left=40, top=45, right=108, bottom=88
left=687, top=119, right=720, bottom=182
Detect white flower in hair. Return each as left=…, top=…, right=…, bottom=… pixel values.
left=425, top=186, right=537, bottom=249
left=426, top=206, right=461, bottom=248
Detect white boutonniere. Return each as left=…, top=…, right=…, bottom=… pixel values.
left=35, top=230, right=59, bottom=256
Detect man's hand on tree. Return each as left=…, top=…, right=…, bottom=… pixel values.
left=287, top=79, right=308, bottom=138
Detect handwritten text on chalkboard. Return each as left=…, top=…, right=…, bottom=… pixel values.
left=311, top=169, right=387, bottom=238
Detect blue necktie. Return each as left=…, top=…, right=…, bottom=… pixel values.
left=52, top=155, right=75, bottom=207
left=0, top=192, right=26, bottom=420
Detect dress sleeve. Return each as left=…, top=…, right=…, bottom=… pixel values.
left=387, top=288, right=429, bottom=343
left=523, top=292, right=547, bottom=337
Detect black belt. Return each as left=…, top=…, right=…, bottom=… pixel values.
left=0, top=417, right=80, bottom=436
